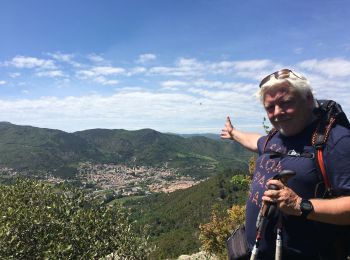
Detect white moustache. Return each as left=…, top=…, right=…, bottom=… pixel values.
left=274, top=117, right=290, bottom=122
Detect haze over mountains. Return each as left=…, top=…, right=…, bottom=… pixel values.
left=0, top=122, right=251, bottom=179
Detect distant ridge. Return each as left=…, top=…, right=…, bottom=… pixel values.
left=0, top=121, right=13, bottom=125
left=179, top=133, right=221, bottom=141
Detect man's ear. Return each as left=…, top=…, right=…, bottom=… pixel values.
left=306, top=92, right=314, bottom=107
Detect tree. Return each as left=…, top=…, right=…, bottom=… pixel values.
left=262, top=116, right=271, bottom=134
left=0, top=179, right=152, bottom=259
left=199, top=205, right=245, bottom=259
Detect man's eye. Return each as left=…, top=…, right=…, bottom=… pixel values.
left=265, top=106, right=274, bottom=112
left=280, top=100, right=292, bottom=107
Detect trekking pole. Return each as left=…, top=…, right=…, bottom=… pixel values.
left=250, top=170, right=296, bottom=260
left=275, top=213, right=282, bottom=260
left=250, top=184, right=279, bottom=260
left=274, top=170, right=295, bottom=260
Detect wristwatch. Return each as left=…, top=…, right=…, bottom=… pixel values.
left=300, top=199, right=314, bottom=219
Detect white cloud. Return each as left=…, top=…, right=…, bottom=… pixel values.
left=136, top=53, right=157, bottom=64
left=127, top=67, right=147, bottom=76
left=2, top=55, right=349, bottom=134
left=0, top=80, right=6, bottom=85
left=149, top=63, right=201, bottom=77
left=187, top=87, right=253, bottom=102
left=76, top=66, right=125, bottom=85
left=298, top=58, right=350, bottom=77
left=193, top=79, right=255, bottom=91
left=48, top=52, right=73, bottom=62
left=94, top=77, right=119, bottom=85
left=91, top=66, right=125, bottom=75
left=294, top=48, right=303, bottom=54
left=87, top=53, right=108, bottom=64
left=149, top=66, right=182, bottom=76
left=159, top=79, right=256, bottom=93
left=77, top=66, right=125, bottom=78
left=194, top=79, right=234, bottom=89
left=232, top=60, right=273, bottom=71
left=6, top=55, right=56, bottom=70
left=47, top=52, right=81, bottom=67
left=148, top=58, right=276, bottom=79
left=304, top=73, right=350, bottom=99
left=36, top=70, right=65, bottom=78
left=0, top=90, right=262, bottom=133
left=204, top=60, right=273, bottom=76
left=9, top=72, right=21, bottom=78
left=161, top=80, right=188, bottom=88
left=176, top=58, right=201, bottom=68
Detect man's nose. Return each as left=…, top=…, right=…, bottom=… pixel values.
left=274, top=105, right=284, bottom=116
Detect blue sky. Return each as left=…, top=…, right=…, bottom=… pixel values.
left=1, top=0, right=350, bottom=133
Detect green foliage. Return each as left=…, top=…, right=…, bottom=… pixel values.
left=231, top=174, right=251, bottom=191
left=199, top=205, right=246, bottom=259
left=262, top=117, right=271, bottom=134
left=0, top=179, right=151, bottom=259
left=248, top=155, right=257, bottom=176
left=199, top=171, right=250, bottom=258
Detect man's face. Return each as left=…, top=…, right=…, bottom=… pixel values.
left=263, top=84, right=313, bottom=136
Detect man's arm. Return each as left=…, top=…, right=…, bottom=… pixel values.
left=308, top=196, right=350, bottom=225
left=263, top=180, right=350, bottom=225
left=220, top=116, right=261, bottom=153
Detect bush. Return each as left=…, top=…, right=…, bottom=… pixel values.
left=0, top=179, right=151, bottom=259
left=231, top=174, right=250, bottom=191
left=199, top=205, right=246, bottom=259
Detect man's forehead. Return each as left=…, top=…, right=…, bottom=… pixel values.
left=263, top=85, right=295, bottom=100
left=263, top=83, right=292, bottom=95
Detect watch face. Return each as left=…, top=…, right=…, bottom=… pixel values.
left=301, top=200, right=313, bottom=211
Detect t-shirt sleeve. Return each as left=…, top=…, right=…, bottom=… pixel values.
left=326, top=134, right=350, bottom=196
left=257, top=135, right=268, bottom=156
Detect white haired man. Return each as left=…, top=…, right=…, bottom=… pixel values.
left=221, top=69, right=350, bottom=259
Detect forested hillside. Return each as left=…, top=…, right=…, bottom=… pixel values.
left=0, top=122, right=99, bottom=170
left=122, top=169, right=248, bottom=259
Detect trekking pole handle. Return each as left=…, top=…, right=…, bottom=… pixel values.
left=275, top=170, right=296, bottom=185
left=268, top=184, right=279, bottom=191
left=266, top=170, right=296, bottom=217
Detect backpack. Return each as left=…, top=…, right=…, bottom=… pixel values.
left=312, top=100, right=350, bottom=197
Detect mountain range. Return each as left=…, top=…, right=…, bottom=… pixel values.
left=0, top=122, right=252, bottom=179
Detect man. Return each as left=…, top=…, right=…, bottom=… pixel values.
left=221, top=69, right=350, bottom=259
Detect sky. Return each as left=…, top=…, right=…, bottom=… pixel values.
left=1, top=0, right=350, bottom=134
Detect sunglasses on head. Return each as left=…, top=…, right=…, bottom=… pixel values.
left=259, top=69, right=306, bottom=88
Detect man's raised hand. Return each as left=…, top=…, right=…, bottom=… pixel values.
left=220, top=116, right=235, bottom=140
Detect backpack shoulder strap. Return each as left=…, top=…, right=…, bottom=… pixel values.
left=311, top=99, right=347, bottom=196
left=262, top=128, right=278, bottom=152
